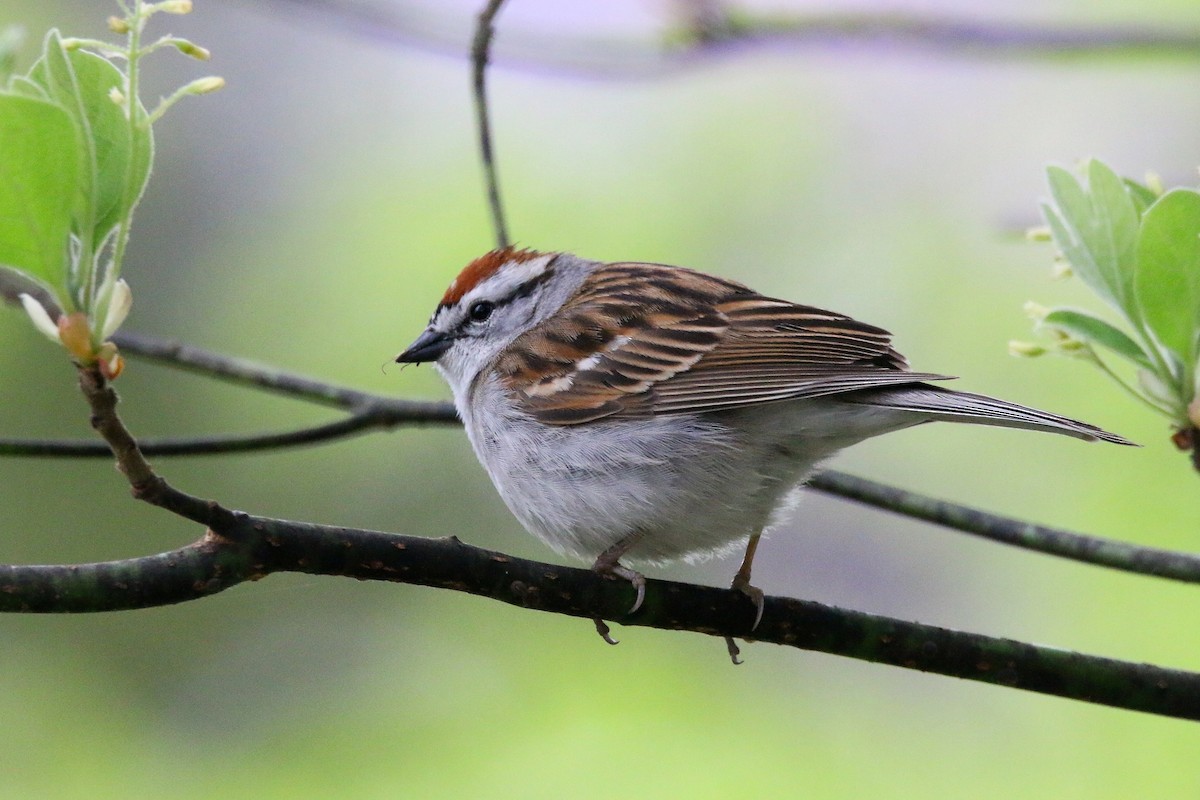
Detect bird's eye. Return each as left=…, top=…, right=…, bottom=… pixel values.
left=468, top=300, right=495, bottom=322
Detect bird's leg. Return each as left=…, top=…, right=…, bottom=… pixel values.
left=592, top=530, right=648, bottom=616
left=731, top=531, right=765, bottom=630
left=723, top=531, right=765, bottom=664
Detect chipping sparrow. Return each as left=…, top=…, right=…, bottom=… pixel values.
left=396, top=247, right=1132, bottom=627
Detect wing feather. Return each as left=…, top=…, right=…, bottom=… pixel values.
left=494, top=262, right=951, bottom=425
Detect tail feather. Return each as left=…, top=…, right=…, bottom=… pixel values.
left=843, top=383, right=1136, bottom=446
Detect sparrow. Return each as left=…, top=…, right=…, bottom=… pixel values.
left=397, top=247, right=1132, bottom=630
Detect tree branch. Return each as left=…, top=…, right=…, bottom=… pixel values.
left=3, top=333, right=1196, bottom=587
left=0, top=411, right=406, bottom=457
left=260, top=0, right=1200, bottom=79
left=2, top=516, right=1197, bottom=721
left=471, top=0, right=510, bottom=249
left=701, top=12, right=1200, bottom=61
left=75, top=363, right=235, bottom=528
left=807, top=471, right=1200, bottom=583
left=4, top=275, right=1193, bottom=725
left=111, top=331, right=380, bottom=409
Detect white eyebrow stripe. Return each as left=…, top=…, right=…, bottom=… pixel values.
left=465, top=254, right=555, bottom=304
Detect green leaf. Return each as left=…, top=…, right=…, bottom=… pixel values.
left=1134, top=188, right=1200, bottom=368
left=27, top=31, right=152, bottom=249
left=28, top=30, right=91, bottom=223
left=1124, top=178, right=1160, bottom=213
left=1043, top=161, right=1142, bottom=321
left=0, top=93, right=81, bottom=291
left=5, top=75, right=46, bottom=100
left=64, top=49, right=152, bottom=246
left=1088, top=160, right=1141, bottom=301
left=1041, top=307, right=1153, bottom=369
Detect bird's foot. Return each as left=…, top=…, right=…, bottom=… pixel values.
left=592, top=554, right=647, bottom=616
left=731, top=575, right=765, bottom=631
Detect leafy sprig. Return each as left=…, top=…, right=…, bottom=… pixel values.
left=0, top=0, right=221, bottom=378
left=1017, top=159, right=1200, bottom=452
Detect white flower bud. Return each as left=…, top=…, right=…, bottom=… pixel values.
left=100, top=279, right=132, bottom=340
left=1022, top=301, right=1049, bottom=322
left=188, top=76, right=225, bottom=94
left=155, top=0, right=194, bottom=14
left=19, top=294, right=61, bottom=343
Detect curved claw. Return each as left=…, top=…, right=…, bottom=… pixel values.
left=732, top=578, right=765, bottom=631
left=724, top=636, right=744, bottom=665
left=609, top=564, right=646, bottom=615
left=594, top=617, right=619, bottom=645
left=590, top=544, right=648, bottom=618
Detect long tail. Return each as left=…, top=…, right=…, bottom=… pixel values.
left=842, top=383, right=1136, bottom=445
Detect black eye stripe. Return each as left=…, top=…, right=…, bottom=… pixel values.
left=507, top=265, right=555, bottom=302
left=456, top=264, right=558, bottom=323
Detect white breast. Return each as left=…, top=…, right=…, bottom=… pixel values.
left=455, top=373, right=911, bottom=566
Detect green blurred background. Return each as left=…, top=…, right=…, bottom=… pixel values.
left=3, top=0, right=1200, bottom=796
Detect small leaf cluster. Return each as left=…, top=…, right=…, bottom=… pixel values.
left=1018, top=159, right=1200, bottom=438
left=0, top=0, right=220, bottom=378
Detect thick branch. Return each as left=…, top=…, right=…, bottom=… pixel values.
left=0, top=518, right=1195, bottom=721
left=4, top=320, right=1195, bottom=723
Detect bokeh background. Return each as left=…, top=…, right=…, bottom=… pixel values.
left=3, top=0, right=1200, bottom=796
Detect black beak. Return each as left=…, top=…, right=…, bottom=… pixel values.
left=395, top=329, right=453, bottom=364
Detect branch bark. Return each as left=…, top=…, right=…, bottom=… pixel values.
left=2, top=517, right=1196, bottom=720
left=0, top=362, right=1194, bottom=721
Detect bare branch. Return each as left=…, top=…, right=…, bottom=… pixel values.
left=111, top=331, right=458, bottom=421
left=471, top=0, right=510, bottom=249
left=0, top=411, right=409, bottom=458
left=111, top=331, right=377, bottom=409
left=705, top=12, right=1200, bottom=60
left=1, top=517, right=1197, bottom=721
left=259, top=0, right=1200, bottom=79
left=810, top=471, right=1200, bottom=583
left=75, top=363, right=238, bottom=528
left=4, top=333, right=1195, bottom=588
left=5, top=307, right=1194, bottom=725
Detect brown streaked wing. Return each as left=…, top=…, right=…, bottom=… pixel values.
left=497, top=262, right=953, bottom=425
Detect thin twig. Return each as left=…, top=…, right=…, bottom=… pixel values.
left=1, top=519, right=1198, bottom=721
left=112, top=331, right=377, bottom=409
left=75, top=364, right=236, bottom=527
left=0, top=410, right=426, bottom=458
left=471, top=0, right=510, bottom=248
left=110, top=332, right=458, bottom=423
left=260, top=0, right=1200, bottom=80
left=809, top=470, right=1200, bottom=582
left=713, top=13, right=1200, bottom=59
